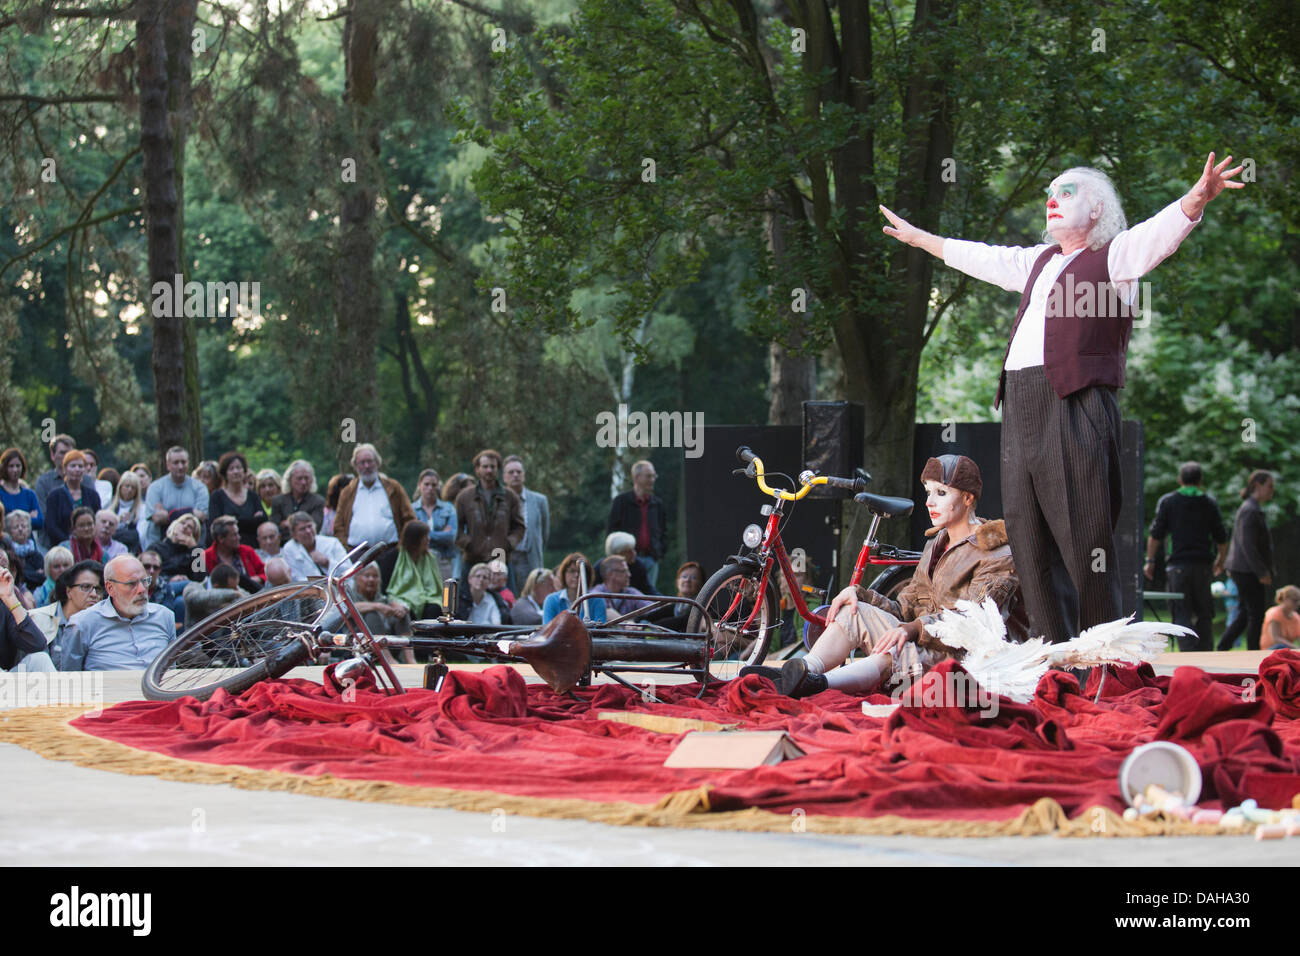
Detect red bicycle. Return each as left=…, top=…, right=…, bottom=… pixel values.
left=687, top=446, right=921, bottom=672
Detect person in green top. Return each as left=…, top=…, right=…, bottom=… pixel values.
left=388, top=520, right=443, bottom=620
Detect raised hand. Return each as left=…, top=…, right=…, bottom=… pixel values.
left=1182, top=152, right=1246, bottom=218
left=879, top=205, right=946, bottom=258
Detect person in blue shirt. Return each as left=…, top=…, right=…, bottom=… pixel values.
left=60, top=554, right=176, bottom=671
left=0, top=447, right=44, bottom=533
left=412, top=469, right=457, bottom=585
left=542, top=551, right=606, bottom=625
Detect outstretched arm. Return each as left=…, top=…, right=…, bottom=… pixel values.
left=879, top=205, right=947, bottom=259
left=1181, top=152, right=1245, bottom=221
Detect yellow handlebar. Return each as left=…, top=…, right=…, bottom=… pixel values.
left=749, top=455, right=827, bottom=501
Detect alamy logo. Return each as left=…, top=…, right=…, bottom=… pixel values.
left=150, top=274, right=261, bottom=319
left=594, top=403, right=704, bottom=459
left=49, top=886, right=151, bottom=936
left=1044, top=273, right=1152, bottom=327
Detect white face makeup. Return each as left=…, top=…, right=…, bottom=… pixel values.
left=1045, top=178, right=1094, bottom=235
left=923, top=480, right=969, bottom=532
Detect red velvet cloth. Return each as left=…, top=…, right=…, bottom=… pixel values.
left=71, top=653, right=1300, bottom=821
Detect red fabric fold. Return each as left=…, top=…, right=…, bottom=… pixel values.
left=70, top=659, right=1300, bottom=822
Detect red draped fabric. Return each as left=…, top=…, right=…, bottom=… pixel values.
left=71, top=653, right=1300, bottom=821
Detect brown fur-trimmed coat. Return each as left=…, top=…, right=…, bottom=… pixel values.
left=854, top=518, right=1030, bottom=658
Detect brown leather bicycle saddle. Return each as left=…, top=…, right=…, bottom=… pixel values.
left=505, top=610, right=592, bottom=694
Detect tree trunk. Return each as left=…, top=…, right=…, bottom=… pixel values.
left=139, top=0, right=202, bottom=466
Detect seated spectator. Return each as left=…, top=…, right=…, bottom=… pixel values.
left=0, top=447, right=44, bottom=534
left=488, top=559, right=515, bottom=606
left=45, top=450, right=103, bottom=547
left=0, top=544, right=36, bottom=610
left=208, top=451, right=264, bottom=549
left=60, top=554, right=177, bottom=670
left=254, top=469, right=282, bottom=523
left=83, top=448, right=115, bottom=505
left=604, top=531, right=657, bottom=595
left=413, top=468, right=457, bottom=585
left=270, top=460, right=326, bottom=538
left=264, top=556, right=292, bottom=587
left=456, top=562, right=510, bottom=625
left=280, top=511, right=351, bottom=581
left=62, top=506, right=103, bottom=563
left=589, top=554, right=652, bottom=620
left=541, top=552, right=606, bottom=625
left=1263, top=585, right=1300, bottom=651
left=129, top=462, right=152, bottom=496
left=0, top=563, right=54, bottom=672
left=33, top=546, right=74, bottom=606
left=154, top=515, right=205, bottom=624
left=192, top=460, right=220, bottom=497
left=350, top=562, right=414, bottom=664
left=6, top=509, right=45, bottom=590
left=321, top=472, right=354, bottom=537
left=30, top=559, right=104, bottom=669
left=183, top=564, right=248, bottom=624
left=93, top=510, right=129, bottom=562
left=510, top=568, right=555, bottom=627
left=388, top=520, right=443, bottom=619
left=203, top=515, right=266, bottom=592
left=676, top=561, right=705, bottom=601
left=255, top=521, right=282, bottom=564
left=110, top=469, right=146, bottom=553
left=140, top=550, right=166, bottom=605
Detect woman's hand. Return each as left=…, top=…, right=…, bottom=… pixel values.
left=0, top=566, right=15, bottom=604
left=872, top=626, right=911, bottom=657
left=824, top=585, right=859, bottom=627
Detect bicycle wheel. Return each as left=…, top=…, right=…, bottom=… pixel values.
left=688, top=563, right=779, bottom=681
left=141, top=582, right=330, bottom=702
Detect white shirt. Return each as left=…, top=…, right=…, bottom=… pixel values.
left=468, top=594, right=501, bottom=625
left=281, top=535, right=352, bottom=582
left=942, top=200, right=1201, bottom=371
left=347, top=479, right=397, bottom=547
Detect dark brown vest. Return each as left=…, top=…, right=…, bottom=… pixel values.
left=994, top=239, right=1136, bottom=408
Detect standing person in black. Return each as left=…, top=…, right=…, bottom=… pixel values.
left=207, top=451, right=264, bottom=549
left=606, top=459, right=667, bottom=591
left=1216, top=470, right=1276, bottom=651
left=1144, top=461, right=1228, bottom=652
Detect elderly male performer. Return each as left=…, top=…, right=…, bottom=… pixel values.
left=880, top=153, right=1244, bottom=642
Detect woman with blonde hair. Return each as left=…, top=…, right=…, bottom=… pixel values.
left=1263, top=585, right=1300, bottom=651
left=111, top=469, right=146, bottom=552
left=510, top=567, right=556, bottom=626
left=254, top=468, right=282, bottom=522
left=32, top=546, right=73, bottom=607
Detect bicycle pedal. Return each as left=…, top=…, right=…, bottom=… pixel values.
left=423, top=662, right=449, bottom=691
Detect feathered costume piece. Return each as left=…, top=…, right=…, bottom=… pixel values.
left=924, top=599, right=1195, bottom=703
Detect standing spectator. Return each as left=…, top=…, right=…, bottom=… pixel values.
left=192, top=460, right=220, bottom=497
left=1217, top=470, right=1276, bottom=651
left=33, top=546, right=73, bottom=607
left=45, top=451, right=103, bottom=548
left=321, top=472, right=354, bottom=537
left=6, top=510, right=45, bottom=590
left=412, top=469, right=457, bottom=586
left=607, top=459, right=666, bottom=590
left=503, top=455, right=549, bottom=591
left=29, top=558, right=103, bottom=670
left=541, top=552, right=606, bottom=625
left=0, top=563, right=54, bottom=673
left=510, top=568, right=555, bottom=626
left=1145, top=461, right=1228, bottom=652
left=0, top=447, right=44, bottom=535
left=440, top=473, right=472, bottom=580
left=93, top=510, right=129, bottom=562
left=82, top=448, right=114, bottom=505
left=255, top=521, right=282, bottom=564
left=253, top=468, right=282, bottom=523
left=110, top=470, right=146, bottom=553
left=34, top=433, right=74, bottom=548
left=333, top=444, right=415, bottom=549
left=203, top=515, right=267, bottom=592
left=64, top=507, right=102, bottom=563
left=1263, top=585, right=1300, bottom=651
left=208, top=451, right=264, bottom=548
left=280, top=512, right=351, bottom=582
left=388, top=520, right=444, bottom=619
left=454, top=449, right=525, bottom=582
left=142, top=447, right=210, bottom=550
left=60, top=554, right=177, bottom=671
left=270, top=460, right=326, bottom=537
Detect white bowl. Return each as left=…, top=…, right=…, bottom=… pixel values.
left=1119, top=741, right=1203, bottom=807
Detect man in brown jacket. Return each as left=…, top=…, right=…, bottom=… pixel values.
left=768, top=455, right=1028, bottom=698
left=454, top=448, right=525, bottom=582
left=332, top=443, right=416, bottom=549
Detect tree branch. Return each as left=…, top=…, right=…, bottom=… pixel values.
left=0, top=93, right=120, bottom=105
left=0, top=204, right=141, bottom=281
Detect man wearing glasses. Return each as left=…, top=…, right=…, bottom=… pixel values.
left=59, top=555, right=177, bottom=670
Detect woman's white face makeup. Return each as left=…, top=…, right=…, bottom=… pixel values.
left=923, top=480, right=968, bottom=531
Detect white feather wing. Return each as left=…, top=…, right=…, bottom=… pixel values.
left=1048, top=615, right=1193, bottom=668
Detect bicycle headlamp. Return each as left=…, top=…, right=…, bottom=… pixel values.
left=742, top=524, right=763, bottom=549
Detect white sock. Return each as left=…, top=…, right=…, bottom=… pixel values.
left=803, top=654, right=826, bottom=675
left=824, top=654, right=889, bottom=694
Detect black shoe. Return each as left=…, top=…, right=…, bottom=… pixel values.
left=779, top=658, right=828, bottom=699
left=738, top=665, right=782, bottom=683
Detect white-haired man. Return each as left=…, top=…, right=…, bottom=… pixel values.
left=60, top=554, right=177, bottom=670
left=331, top=444, right=415, bottom=549
left=880, top=153, right=1244, bottom=643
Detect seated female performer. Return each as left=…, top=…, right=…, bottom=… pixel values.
left=757, top=454, right=1029, bottom=698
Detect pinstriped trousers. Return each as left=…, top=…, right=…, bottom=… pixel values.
left=1001, top=367, right=1123, bottom=643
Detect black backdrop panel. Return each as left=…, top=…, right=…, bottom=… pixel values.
left=909, top=420, right=1146, bottom=620
left=802, top=401, right=864, bottom=498
left=685, top=426, right=838, bottom=584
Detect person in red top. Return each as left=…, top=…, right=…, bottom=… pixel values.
left=203, top=515, right=266, bottom=592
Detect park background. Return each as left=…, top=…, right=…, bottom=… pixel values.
left=1, top=0, right=1296, bottom=583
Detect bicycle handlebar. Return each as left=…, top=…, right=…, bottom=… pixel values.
left=734, top=446, right=866, bottom=501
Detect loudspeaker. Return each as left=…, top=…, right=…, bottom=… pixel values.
left=802, top=401, right=864, bottom=497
